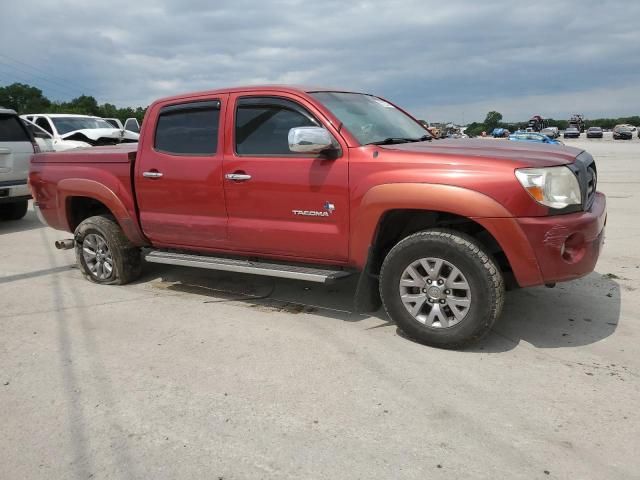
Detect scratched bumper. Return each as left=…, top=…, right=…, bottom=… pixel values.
left=516, top=192, right=607, bottom=284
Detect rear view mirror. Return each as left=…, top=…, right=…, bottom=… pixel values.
left=288, top=127, right=334, bottom=154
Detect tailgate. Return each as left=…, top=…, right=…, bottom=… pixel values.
left=0, top=113, right=33, bottom=185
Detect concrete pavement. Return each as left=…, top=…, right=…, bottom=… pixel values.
left=1, top=138, right=638, bottom=479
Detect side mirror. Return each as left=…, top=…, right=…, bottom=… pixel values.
left=288, top=126, right=334, bottom=154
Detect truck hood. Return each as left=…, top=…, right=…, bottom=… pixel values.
left=380, top=138, right=583, bottom=168
left=60, top=128, right=122, bottom=141
left=58, top=128, right=132, bottom=146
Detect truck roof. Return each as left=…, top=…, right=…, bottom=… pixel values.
left=154, top=85, right=365, bottom=105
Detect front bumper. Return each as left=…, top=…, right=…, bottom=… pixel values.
left=0, top=182, right=31, bottom=203
left=516, top=192, right=607, bottom=284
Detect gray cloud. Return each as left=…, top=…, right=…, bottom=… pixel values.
left=1, top=0, right=639, bottom=122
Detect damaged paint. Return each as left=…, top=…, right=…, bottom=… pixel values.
left=543, top=224, right=570, bottom=248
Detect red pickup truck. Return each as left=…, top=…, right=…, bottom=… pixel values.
left=29, top=85, right=606, bottom=348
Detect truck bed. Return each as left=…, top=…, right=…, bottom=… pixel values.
left=32, top=143, right=137, bottom=164
left=30, top=143, right=143, bottom=243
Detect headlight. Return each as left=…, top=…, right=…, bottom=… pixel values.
left=515, top=166, right=581, bottom=209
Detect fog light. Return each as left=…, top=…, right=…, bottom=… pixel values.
left=562, top=232, right=586, bottom=263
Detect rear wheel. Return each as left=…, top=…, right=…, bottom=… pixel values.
left=74, top=215, right=142, bottom=285
left=0, top=200, right=28, bottom=221
left=379, top=229, right=504, bottom=349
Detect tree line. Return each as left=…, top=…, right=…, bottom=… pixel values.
left=2, top=82, right=638, bottom=132
left=0, top=83, right=147, bottom=122
left=465, top=111, right=640, bottom=137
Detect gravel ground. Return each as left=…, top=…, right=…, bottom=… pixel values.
left=1, top=138, right=638, bottom=479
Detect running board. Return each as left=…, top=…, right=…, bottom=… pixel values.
left=144, top=250, right=353, bottom=284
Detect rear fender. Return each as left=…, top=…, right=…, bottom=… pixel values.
left=57, top=178, right=147, bottom=246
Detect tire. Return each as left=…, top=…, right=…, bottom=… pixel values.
left=379, top=229, right=504, bottom=349
left=0, top=200, right=28, bottom=221
left=74, top=215, right=142, bottom=285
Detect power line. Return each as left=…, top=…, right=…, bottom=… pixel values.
left=0, top=65, right=82, bottom=100
left=0, top=60, right=85, bottom=98
left=0, top=53, right=93, bottom=94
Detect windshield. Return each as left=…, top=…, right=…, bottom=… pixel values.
left=51, top=117, right=115, bottom=135
left=310, top=92, right=430, bottom=145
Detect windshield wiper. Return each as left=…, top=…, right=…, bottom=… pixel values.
left=366, top=134, right=431, bottom=145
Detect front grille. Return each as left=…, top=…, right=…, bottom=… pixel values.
left=569, top=152, right=597, bottom=211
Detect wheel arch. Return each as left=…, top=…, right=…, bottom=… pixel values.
left=351, top=183, right=543, bottom=288
left=58, top=178, right=148, bottom=245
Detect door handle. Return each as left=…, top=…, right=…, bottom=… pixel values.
left=143, top=171, right=163, bottom=179
left=0, top=147, right=11, bottom=155
left=225, top=173, right=252, bottom=182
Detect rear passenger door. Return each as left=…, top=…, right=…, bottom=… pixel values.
left=0, top=112, right=34, bottom=193
left=135, top=97, right=228, bottom=248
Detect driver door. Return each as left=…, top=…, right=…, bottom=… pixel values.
left=222, top=93, right=350, bottom=262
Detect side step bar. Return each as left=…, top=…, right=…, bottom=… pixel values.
left=144, top=250, right=353, bottom=284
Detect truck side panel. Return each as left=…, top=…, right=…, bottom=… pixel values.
left=29, top=157, right=148, bottom=246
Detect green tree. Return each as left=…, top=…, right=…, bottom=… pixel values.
left=483, top=111, right=503, bottom=130
left=0, top=82, right=51, bottom=113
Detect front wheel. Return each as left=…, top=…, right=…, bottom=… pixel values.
left=379, top=229, right=504, bottom=349
left=74, top=215, right=142, bottom=285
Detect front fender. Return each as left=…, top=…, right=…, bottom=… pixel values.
left=350, top=183, right=543, bottom=287
left=57, top=178, right=147, bottom=246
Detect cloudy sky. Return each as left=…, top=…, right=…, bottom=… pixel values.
left=1, top=0, right=639, bottom=123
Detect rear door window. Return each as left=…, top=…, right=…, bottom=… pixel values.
left=0, top=114, right=30, bottom=142
left=154, top=100, right=220, bottom=155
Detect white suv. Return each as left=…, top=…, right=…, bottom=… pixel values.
left=0, top=108, right=37, bottom=220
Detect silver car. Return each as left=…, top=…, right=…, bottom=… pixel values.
left=0, top=108, right=36, bottom=220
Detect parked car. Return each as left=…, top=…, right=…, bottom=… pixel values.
left=0, top=108, right=37, bottom=220
left=491, top=128, right=510, bottom=138
left=586, top=127, right=604, bottom=139
left=613, top=125, right=633, bottom=140
left=103, top=117, right=142, bottom=139
left=563, top=127, right=581, bottom=139
left=540, top=127, right=559, bottom=139
left=20, top=114, right=139, bottom=146
left=30, top=85, right=606, bottom=349
left=21, top=117, right=91, bottom=151
left=509, top=131, right=562, bottom=144
left=21, top=119, right=55, bottom=152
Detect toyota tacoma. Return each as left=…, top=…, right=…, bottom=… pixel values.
left=29, top=86, right=606, bottom=348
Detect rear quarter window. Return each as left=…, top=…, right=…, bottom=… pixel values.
left=0, top=114, right=30, bottom=142
left=154, top=100, right=220, bottom=155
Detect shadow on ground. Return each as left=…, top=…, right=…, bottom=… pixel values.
left=0, top=207, right=44, bottom=235
left=470, top=272, right=622, bottom=352
left=140, top=262, right=622, bottom=353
